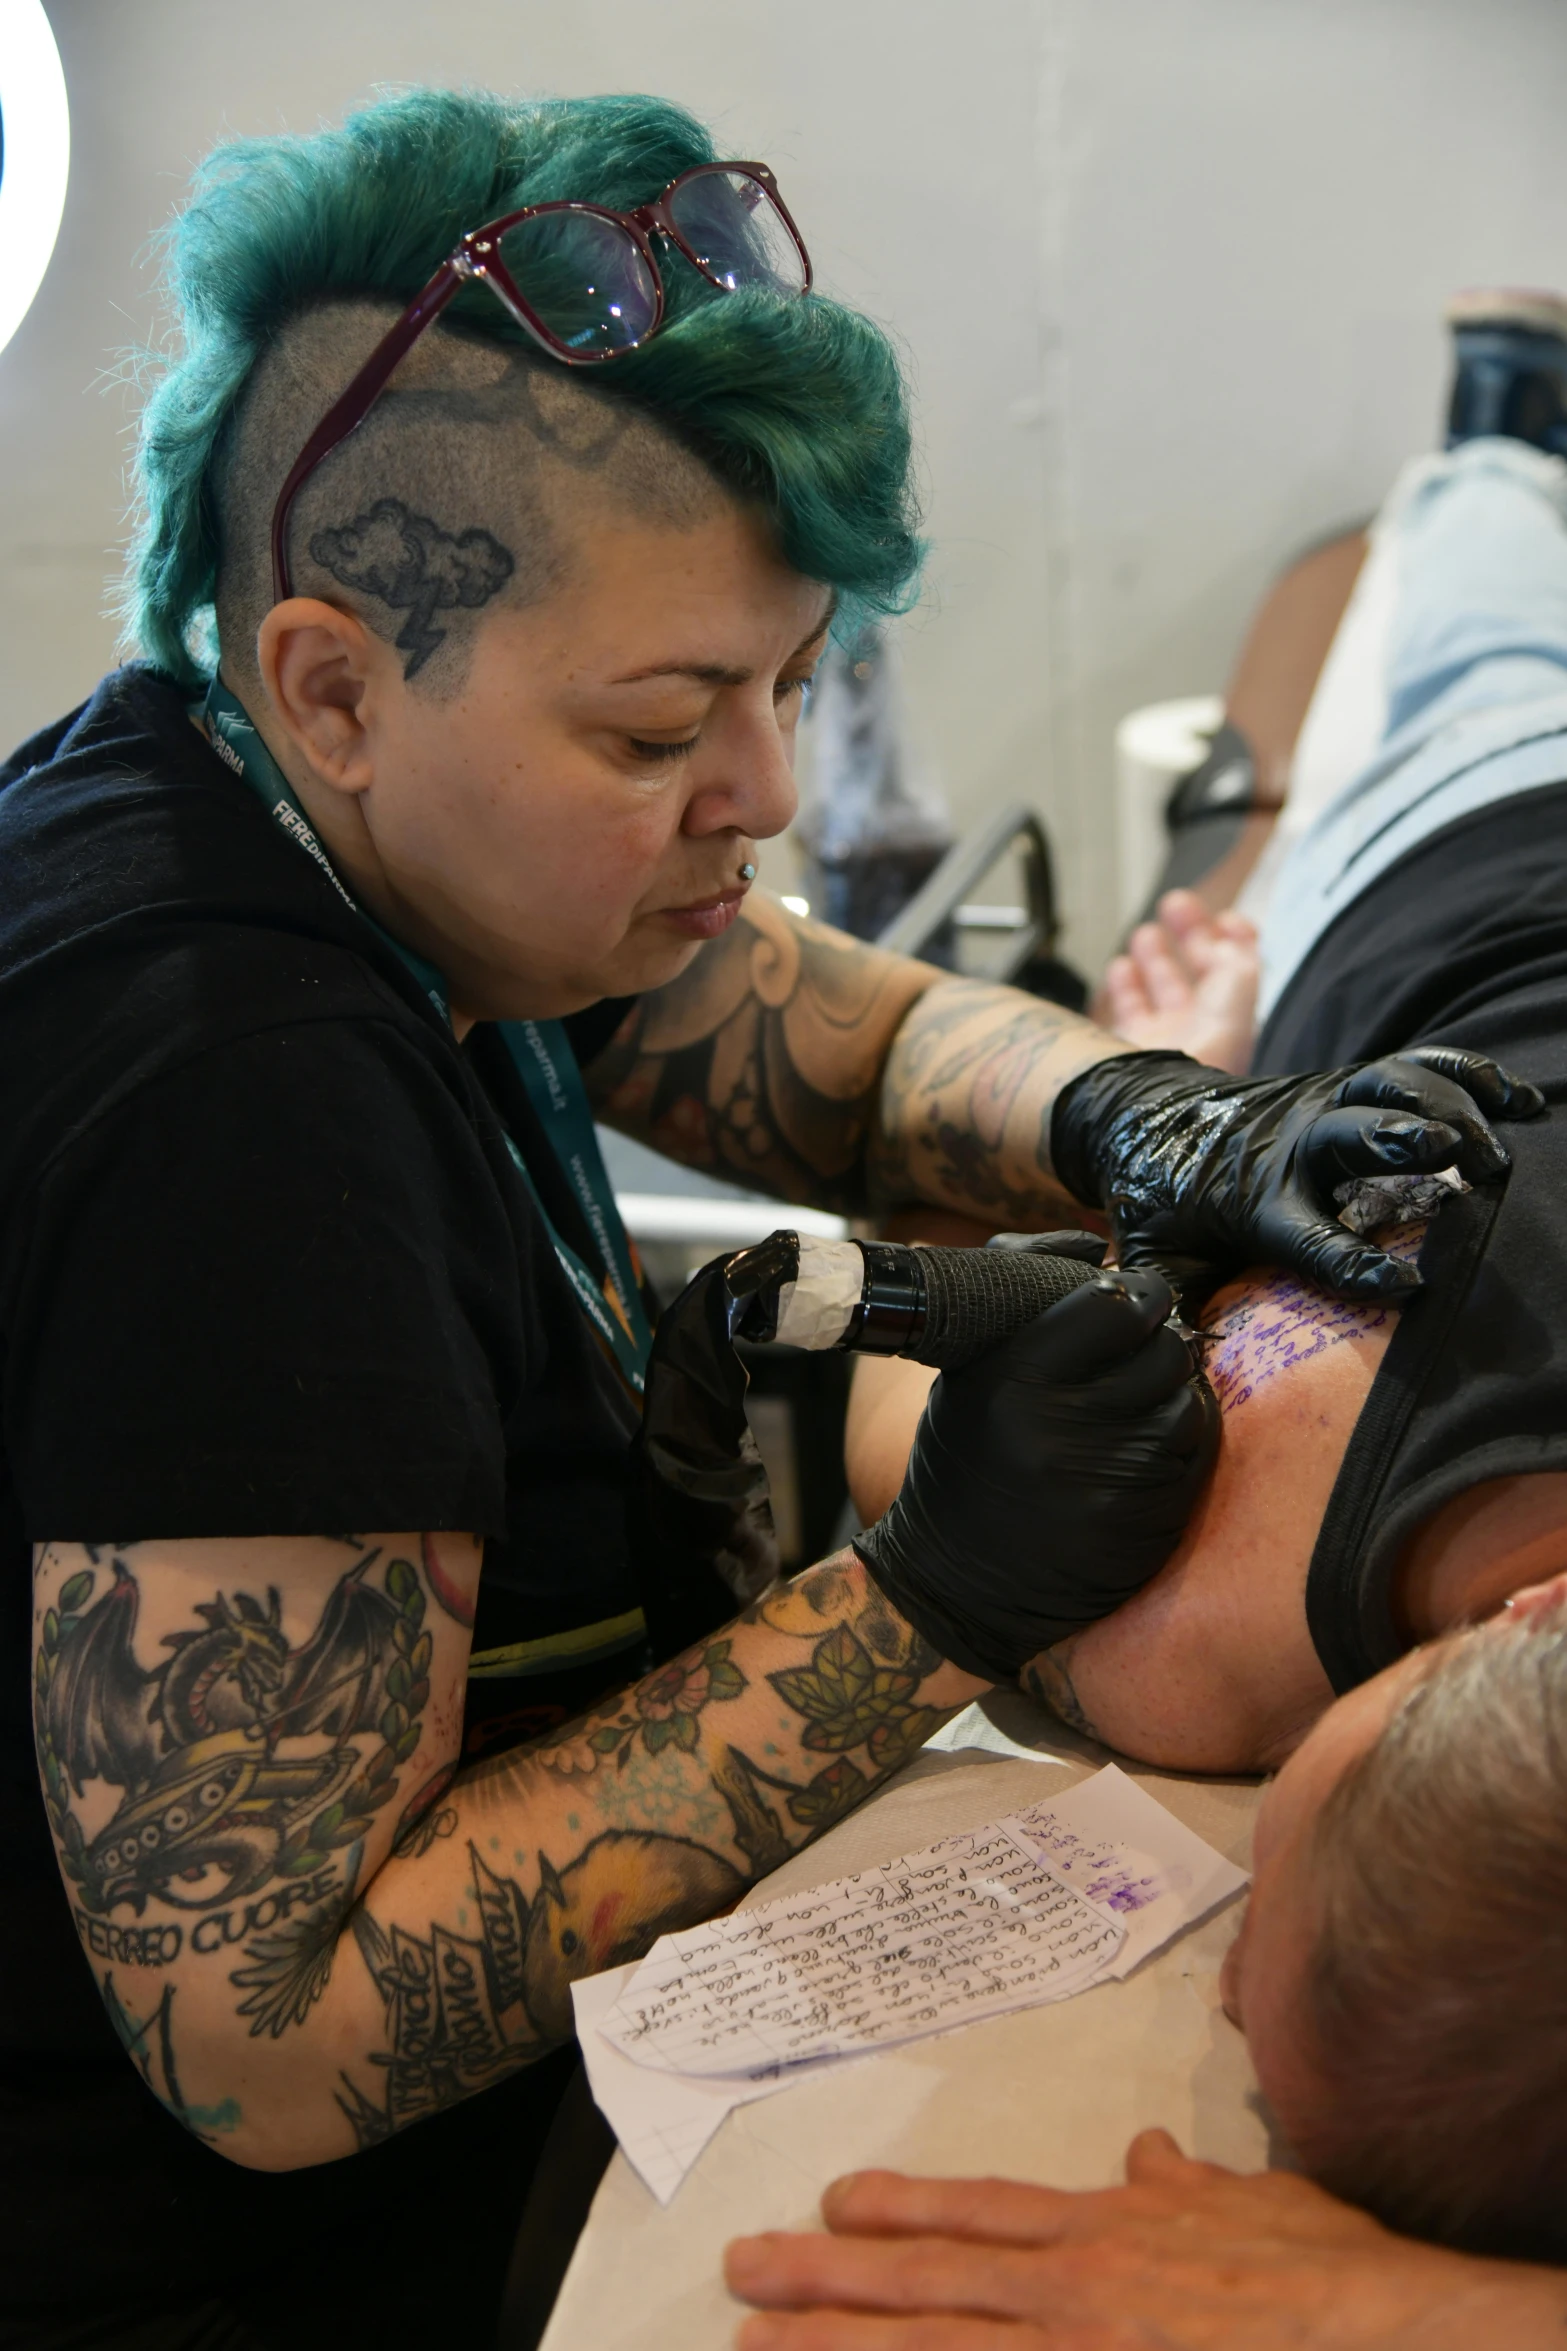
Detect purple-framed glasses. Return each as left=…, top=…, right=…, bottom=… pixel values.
left=270, top=159, right=812, bottom=601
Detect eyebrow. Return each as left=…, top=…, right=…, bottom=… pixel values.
left=606, top=608, right=835, bottom=689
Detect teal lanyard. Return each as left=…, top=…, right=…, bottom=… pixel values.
left=201, top=682, right=652, bottom=1395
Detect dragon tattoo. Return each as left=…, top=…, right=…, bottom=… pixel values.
left=42, top=1547, right=409, bottom=1914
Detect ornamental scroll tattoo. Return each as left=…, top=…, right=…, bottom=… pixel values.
left=35, top=1543, right=432, bottom=2035
left=584, top=897, right=935, bottom=1214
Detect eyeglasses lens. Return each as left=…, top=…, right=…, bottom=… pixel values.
left=496, top=209, right=659, bottom=356
left=667, top=170, right=807, bottom=296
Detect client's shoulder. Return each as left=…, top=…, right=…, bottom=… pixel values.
left=1036, top=1259, right=1407, bottom=1775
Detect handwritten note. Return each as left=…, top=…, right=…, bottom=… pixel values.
left=575, top=1768, right=1249, bottom=2204
left=598, top=1823, right=1125, bottom=2078
left=572, top=1961, right=858, bottom=2203
left=1006, top=1765, right=1249, bottom=1979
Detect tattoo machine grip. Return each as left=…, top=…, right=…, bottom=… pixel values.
left=854, top=1241, right=1102, bottom=1369
left=743, top=1231, right=1105, bottom=1368
left=628, top=1230, right=1103, bottom=1662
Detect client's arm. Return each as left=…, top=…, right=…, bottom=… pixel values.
left=725, top=2130, right=1567, bottom=2350
left=1022, top=1256, right=1394, bottom=1773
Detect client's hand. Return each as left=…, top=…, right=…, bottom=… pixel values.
left=852, top=1264, right=1216, bottom=1683
left=725, top=2130, right=1567, bottom=2349
left=1052, top=1042, right=1544, bottom=1301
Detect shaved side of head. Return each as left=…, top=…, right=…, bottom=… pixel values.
left=214, top=299, right=727, bottom=698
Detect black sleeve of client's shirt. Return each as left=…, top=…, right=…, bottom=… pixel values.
left=6, top=1020, right=519, bottom=1541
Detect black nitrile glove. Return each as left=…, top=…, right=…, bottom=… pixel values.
left=1052, top=1044, right=1545, bottom=1303
left=852, top=1264, right=1218, bottom=1683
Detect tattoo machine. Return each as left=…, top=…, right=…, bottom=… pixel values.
left=629, top=1228, right=1112, bottom=1657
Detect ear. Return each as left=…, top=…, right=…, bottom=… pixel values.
left=1218, top=1898, right=1250, bottom=2027
left=255, top=597, right=389, bottom=800
left=537, top=1852, right=566, bottom=1910
left=1505, top=1569, right=1567, bottom=1623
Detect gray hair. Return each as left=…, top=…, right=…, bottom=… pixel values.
left=1297, top=1593, right=1567, bottom=2258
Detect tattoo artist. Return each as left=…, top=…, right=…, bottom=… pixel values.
left=0, top=88, right=1539, bottom=2351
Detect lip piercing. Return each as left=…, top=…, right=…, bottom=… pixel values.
left=739, top=861, right=757, bottom=882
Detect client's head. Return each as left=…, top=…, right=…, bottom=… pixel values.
left=1225, top=1580, right=1567, bottom=2261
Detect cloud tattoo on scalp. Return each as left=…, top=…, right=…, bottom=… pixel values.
left=309, top=498, right=515, bottom=678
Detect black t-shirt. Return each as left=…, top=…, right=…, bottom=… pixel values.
left=1256, top=779, right=1567, bottom=1693
left=0, top=668, right=651, bottom=2318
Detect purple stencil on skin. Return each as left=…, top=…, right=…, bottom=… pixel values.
left=1200, top=1223, right=1424, bottom=1416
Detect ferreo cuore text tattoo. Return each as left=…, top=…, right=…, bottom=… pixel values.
left=35, top=1539, right=433, bottom=2037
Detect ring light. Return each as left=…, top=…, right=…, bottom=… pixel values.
left=0, top=0, right=69, bottom=362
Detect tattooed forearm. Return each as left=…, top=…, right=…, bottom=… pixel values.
left=1022, top=1641, right=1102, bottom=1743
left=334, top=1841, right=552, bottom=2144
left=584, top=893, right=935, bottom=1212
left=586, top=893, right=1134, bottom=1225
left=870, top=977, right=1131, bottom=1227
left=331, top=1561, right=973, bottom=2137
left=586, top=895, right=1134, bottom=1223
left=36, top=1537, right=978, bottom=2167
left=415, top=1558, right=976, bottom=2041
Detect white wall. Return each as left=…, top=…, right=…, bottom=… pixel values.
left=4, top=0, right=1565, bottom=964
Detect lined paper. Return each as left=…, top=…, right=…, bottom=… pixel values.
left=573, top=1962, right=786, bottom=2200
left=598, top=1822, right=1124, bottom=2077
left=574, top=1768, right=1249, bottom=2204
left=1005, top=1765, right=1249, bottom=1979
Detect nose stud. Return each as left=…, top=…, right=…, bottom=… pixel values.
left=739, top=861, right=757, bottom=883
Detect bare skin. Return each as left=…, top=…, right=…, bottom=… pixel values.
left=849, top=1253, right=1390, bottom=1771
left=725, top=2137, right=1567, bottom=2349
left=844, top=895, right=1567, bottom=1773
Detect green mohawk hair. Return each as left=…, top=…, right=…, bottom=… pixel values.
left=126, top=87, right=923, bottom=686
